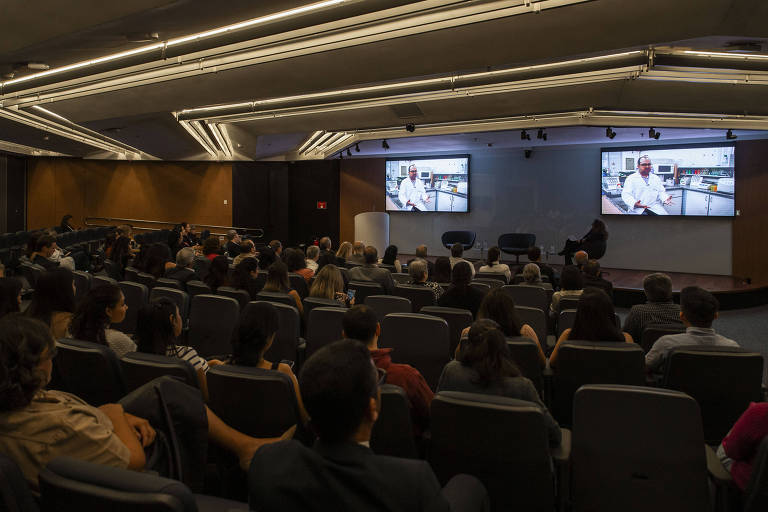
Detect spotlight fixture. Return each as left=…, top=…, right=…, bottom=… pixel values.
left=726, top=129, right=737, bottom=140
left=346, top=148, right=352, bottom=157
left=648, top=127, right=660, bottom=140
left=382, top=139, right=390, bottom=150
left=524, top=149, right=532, bottom=159
left=354, top=143, right=360, bottom=152
left=405, top=123, right=415, bottom=133
left=521, top=129, right=531, bottom=141
left=536, top=128, right=547, bottom=141
left=339, top=152, right=343, bottom=160
left=605, top=127, right=617, bottom=139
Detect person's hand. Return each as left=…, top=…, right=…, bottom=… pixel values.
left=424, top=195, right=431, bottom=203
left=99, top=403, right=124, bottom=417
left=663, top=196, right=673, bottom=205
left=208, top=359, right=225, bottom=367
left=123, top=413, right=156, bottom=447
left=348, top=297, right=355, bottom=306
left=634, top=200, right=648, bottom=208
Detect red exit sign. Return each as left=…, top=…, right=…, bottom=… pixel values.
left=317, top=201, right=327, bottom=210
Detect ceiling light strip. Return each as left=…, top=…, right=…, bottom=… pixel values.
left=218, top=124, right=235, bottom=155
left=207, top=123, right=233, bottom=157
left=0, top=139, right=69, bottom=157
left=178, top=120, right=217, bottom=158
left=297, top=131, right=325, bottom=153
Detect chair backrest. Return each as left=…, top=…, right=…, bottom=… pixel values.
left=114, top=281, right=148, bottom=334
left=497, top=233, right=536, bottom=252
left=185, top=280, right=211, bottom=298
left=379, top=313, right=449, bottom=390
left=552, top=340, right=646, bottom=427
left=365, top=295, right=412, bottom=322
left=156, top=278, right=183, bottom=290
left=91, top=275, right=117, bottom=289
left=501, top=285, right=548, bottom=313
left=188, top=294, right=239, bottom=357
left=19, top=263, right=45, bottom=288
left=558, top=296, right=581, bottom=313
left=472, top=277, right=505, bottom=288
left=123, top=267, right=139, bottom=283
left=391, top=272, right=411, bottom=284
left=53, top=339, right=126, bottom=406
left=192, top=257, right=211, bottom=280
left=217, top=286, right=251, bottom=309
left=246, top=301, right=302, bottom=365
left=39, top=457, right=195, bottom=512
left=557, top=307, right=620, bottom=336
left=468, top=281, right=490, bottom=296
left=379, top=263, right=397, bottom=273
left=302, top=296, right=343, bottom=323
left=744, top=436, right=768, bottom=512
left=255, top=291, right=295, bottom=307
left=514, top=306, right=548, bottom=350
left=120, top=352, right=198, bottom=393
left=135, top=272, right=157, bottom=291
left=207, top=365, right=299, bottom=437
left=392, top=284, right=435, bottom=312
left=287, top=273, right=309, bottom=299
left=640, top=323, right=686, bottom=353
left=72, top=270, right=91, bottom=303
left=441, top=230, right=476, bottom=250
left=0, top=453, right=40, bottom=512
left=149, top=287, right=190, bottom=323
left=370, top=384, right=418, bottom=459
left=572, top=385, right=709, bottom=512
left=663, top=345, right=764, bottom=445
left=420, top=306, right=473, bottom=359
left=348, top=281, right=385, bottom=304
left=506, top=336, right=544, bottom=396
left=430, top=391, right=554, bottom=511
left=306, top=307, right=348, bottom=358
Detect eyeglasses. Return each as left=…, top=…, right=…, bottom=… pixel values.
left=638, top=163, right=652, bottom=167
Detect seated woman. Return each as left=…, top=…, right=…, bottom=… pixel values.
left=335, top=241, right=353, bottom=265
left=25, top=268, right=76, bottom=339
left=229, top=302, right=308, bottom=424
left=379, top=245, right=402, bottom=273
left=202, top=237, right=221, bottom=262
left=0, top=277, right=22, bottom=319
left=558, top=218, right=608, bottom=265
left=432, top=256, right=452, bottom=284
left=134, top=298, right=224, bottom=401
left=0, top=314, right=293, bottom=492
left=520, top=263, right=544, bottom=287
left=717, top=401, right=768, bottom=492
left=437, top=262, right=486, bottom=318
left=231, top=257, right=263, bottom=299
left=284, top=247, right=313, bottom=282
left=438, top=319, right=560, bottom=448
left=69, top=284, right=136, bottom=358
left=461, top=288, right=545, bottom=366
left=262, top=261, right=304, bottom=316
left=108, top=235, right=133, bottom=281
left=309, top=264, right=350, bottom=306
left=407, top=258, right=443, bottom=302
left=549, top=288, right=632, bottom=367
left=477, top=246, right=511, bottom=283
left=550, top=265, right=584, bottom=314
left=141, top=243, right=175, bottom=279
left=204, top=255, right=230, bottom=293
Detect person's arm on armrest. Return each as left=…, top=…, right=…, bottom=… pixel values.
left=521, top=323, right=546, bottom=367
left=548, top=329, right=570, bottom=368
left=99, top=404, right=146, bottom=470
left=722, top=403, right=767, bottom=462
left=289, top=290, right=304, bottom=316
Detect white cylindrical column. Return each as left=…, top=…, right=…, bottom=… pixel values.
left=354, top=212, right=390, bottom=252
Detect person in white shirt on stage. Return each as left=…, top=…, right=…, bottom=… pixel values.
left=398, top=165, right=431, bottom=211
left=621, top=155, right=672, bottom=215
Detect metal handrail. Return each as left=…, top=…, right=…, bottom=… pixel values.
left=83, top=216, right=263, bottom=238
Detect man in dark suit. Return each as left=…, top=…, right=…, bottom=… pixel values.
left=582, top=259, right=613, bottom=300
left=348, top=246, right=395, bottom=294
left=248, top=339, right=488, bottom=512
left=165, top=247, right=199, bottom=287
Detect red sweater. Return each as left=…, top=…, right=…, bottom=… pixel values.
left=370, top=348, right=433, bottom=435
left=722, top=402, right=768, bottom=490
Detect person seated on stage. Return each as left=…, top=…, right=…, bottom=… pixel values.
left=285, top=247, right=314, bottom=282
left=437, top=262, right=486, bottom=318
left=262, top=260, right=304, bottom=315
left=477, top=246, right=511, bottom=283
left=622, top=272, right=683, bottom=344
left=347, top=246, right=395, bottom=294
left=582, top=259, right=613, bottom=300
left=645, top=286, right=739, bottom=373
left=225, top=230, right=244, bottom=257
left=203, top=255, right=230, bottom=293
left=349, top=241, right=366, bottom=265
left=550, top=265, right=584, bottom=315
left=407, top=244, right=435, bottom=279
left=342, top=305, right=433, bottom=436
left=519, top=263, right=545, bottom=288
left=309, top=264, right=352, bottom=307
left=249, top=338, right=488, bottom=511
left=717, top=401, right=768, bottom=492
left=0, top=277, right=22, bottom=320
left=0, top=314, right=293, bottom=493
left=433, top=256, right=452, bottom=284
left=407, top=258, right=443, bottom=302
left=558, top=219, right=608, bottom=265
left=549, top=288, right=632, bottom=367
left=439, top=320, right=560, bottom=448
left=25, top=268, right=75, bottom=339
left=525, top=246, right=557, bottom=287
left=335, top=241, right=353, bottom=266
left=573, top=250, right=589, bottom=271
left=165, top=247, right=199, bottom=286
left=69, top=284, right=136, bottom=358
left=449, top=242, right=475, bottom=277
left=305, top=245, right=320, bottom=273
left=233, top=239, right=257, bottom=266
left=379, top=245, right=402, bottom=273
left=232, top=257, right=263, bottom=300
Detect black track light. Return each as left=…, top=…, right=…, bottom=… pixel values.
left=537, top=128, right=547, bottom=141
left=524, top=149, right=532, bottom=159
left=606, top=127, right=617, bottom=139
left=346, top=148, right=352, bottom=157
left=726, top=129, right=737, bottom=140
left=382, top=139, right=390, bottom=150
left=649, top=127, right=660, bottom=140
left=405, top=123, right=415, bottom=133
left=339, top=152, right=343, bottom=160
left=521, top=129, right=530, bottom=141
left=355, top=143, right=360, bottom=152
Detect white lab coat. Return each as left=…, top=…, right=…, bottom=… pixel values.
left=398, top=178, right=429, bottom=211
left=621, top=172, right=670, bottom=215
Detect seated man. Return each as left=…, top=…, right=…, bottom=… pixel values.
left=622, top=272, right=683, bottom=343
left=523, top=246, right=556, bottom=286
left=573, top=250, right=589, bottom=271
left=165, top=247, right=199, bottom=286
left=645, top=286, right=739, bottom=372
left=407, top=244, right=435, bottom=279
left=249, top=339, right=488, bottom=511
left=31, top=235, right=60, bottom=270
left=582, top=259, right=613, bottom=299
left=342, top=305, right=433, bottom=435
left=269, top=239, right=283, bottom=257
left=225, top=230, right=243, bottom=257
left=349, top=241, right=366, bottom=265
left=449, top=242, right=475, bottom=278
left=348, top=246, right=395, bottom=294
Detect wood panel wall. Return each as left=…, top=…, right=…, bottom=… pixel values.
left=339, top=158, right=386, bottom=243
left=733, top=139, right=768, bottom=286
left=27, top=159, right=232, bottom=230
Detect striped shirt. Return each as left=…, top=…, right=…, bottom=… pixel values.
left=622, top=301, right=683, bottom=344
left=168, top=345, right=209, bottom=373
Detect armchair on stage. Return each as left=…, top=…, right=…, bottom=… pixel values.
left=441, top=231, right=476, bottom=250
left=498, top=233, right=535, bottom=264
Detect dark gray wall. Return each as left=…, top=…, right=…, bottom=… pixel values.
left=389, top=145, right=732, bottom=275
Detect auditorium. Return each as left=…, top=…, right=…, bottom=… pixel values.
left=1, top=1, right=767, bottom=510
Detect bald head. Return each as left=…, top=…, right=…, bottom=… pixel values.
left=574, top=251, right=589, bottom=266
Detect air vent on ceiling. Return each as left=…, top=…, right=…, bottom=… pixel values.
left=390, top=103, right=423, bottom=119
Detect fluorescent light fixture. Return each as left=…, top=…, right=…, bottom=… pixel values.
left=178, top=120, right=217, bottom=158
left=218, top=124, right=235, bottom=155
left=682, top=50, right=768, bottom=59
left=0, top=139, right=69, bottom=157
left=207, top=122, right=233, bottom=158
left=297, top=131, right=324, bottom=153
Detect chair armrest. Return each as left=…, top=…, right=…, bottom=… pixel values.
left=553, top=428, right=571, bottom=512
left=553, top=428, right=571, bottom=464
left=705, top=445, right=732, bottom=486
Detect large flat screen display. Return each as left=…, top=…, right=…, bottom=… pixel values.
left=601, top=144, right=735, bottom=216
left=386, top=156, right=469, bottom=212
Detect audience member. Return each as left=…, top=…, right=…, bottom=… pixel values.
left=0, top=277, right=22, bottom=319
left=449, top=242, right=476, bottom=277
left=717, top=401, right=768, bottom=491
left=525, top=246, right=556, bottom=286
left=233, top=239, right=257, bottom=266
left=335, top=241, right=353, bottom=265
left=141, top=243, right=175, bottom=279
left=349, top=241, right=366, bottom=265
left=549, top=288, right=631, bottom=367
left=520, top=263, right=544, bottom=286
left=69, top=283, right=136, bottom=358
left=437, top=261, right=485, bottom=317
left=582, top=259, right=613, bottom=299
left=347, top=246, right=395, bottom=294
left=165, top=247, right=199, bottom=286
left=204, top=255, right=230, bottom=292
left=285, top=247, right=314, bottom=282
left=433, top=256, right=452, bottom=283
left=232, top=258, right=263, bottom=299
left=305, top=245, right=320, bottom=272
left=317, top=236, right=337, bottom=269
left=257, top=246, right=277, bottom=270
left=262, top=261, right=304, bottom=315
left=573, top=250, right=589, bottom=270
left=438, top=320, right=560, bottom=448
left=229, top=302, right=308, bottom=423
left=622, top=272, right=683, bottom=343
left=249, top=339, right=487, bottom=511
left=477, top=246, right=511, bottom=282
left=0, top=262, right=4, bottom=278
left=268, top=239, right=282, bottom=257
left=550, top=265, right=583, bottom=314
left=183, top=223, right=199, bottom=247
left=43, top=229, right=77, bottom=271
left=407, top=258, right=443, bottom=301
left=226, top=230, right=244, bottom=257
left=342, top=305, right=433, bottom=434
left=60, top=214, right=76, bottom=232
left=25, top=268, right=76, bottom=339
left=379, top=245, right=402, bottom=273
left=202, top=237, right=222, bottom=261
left=309, top=264, right=350, bottom=306
left=408, top=244, right=435, bottom=279
left=167, top=226, right=183, bottom=260
left=645, top=286, right=739, bottom=372
left=31, top=235, right=59, bottom=270
left=108, top=235, right=133, bottom=280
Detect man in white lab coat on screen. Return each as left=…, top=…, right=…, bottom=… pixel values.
left=621, top=155, right=672, bottom=215
left=398, top=164, right=431, bottom=211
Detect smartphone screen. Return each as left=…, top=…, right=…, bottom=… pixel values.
left=347, top=289, right=356, bottom=301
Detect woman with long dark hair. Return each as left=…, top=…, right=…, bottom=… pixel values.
left=262, top=261, right=303, bottom=315
left=550, top=265, right=584, bottom=314
left=69, top=284, right=135, bottom=358
left=433, top=256, right=452, bottom=283
left=0, top=277, right=22, bottom=319
left=204, top=255, right=230, bottom=292
left=141, top=243, right=175, bottom=279
left=60, top=214, right=75, bottom=232
left=437, top=261, right=485, bottom=318
left=284, top=248, right=313, bottom=282
left=379, top=245, right=402, bottom=273
left=26, top=268, right=76, bottom=339
left=438, top=319, right=560, bottom=447
left=231, top=257, right=263, bottom=299
left=559, top=218, right=609, bottom=265
left=108, top=236, right=133, bottom=281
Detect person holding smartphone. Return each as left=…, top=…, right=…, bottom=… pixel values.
left=309, top=265, right=354, bottom=307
